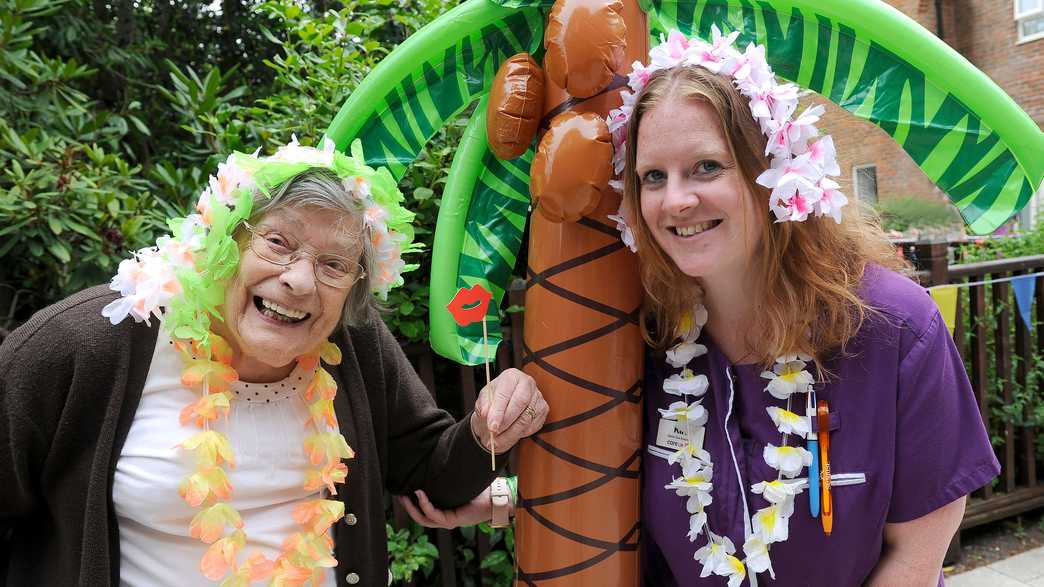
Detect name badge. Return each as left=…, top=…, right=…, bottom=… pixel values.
left=655, top=418, right=704, bottom=452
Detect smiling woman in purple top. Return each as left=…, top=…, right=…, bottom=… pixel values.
left=608, top=30, right=1000, bottom=586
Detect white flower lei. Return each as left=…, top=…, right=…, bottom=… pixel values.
left=660, top=305, right=816, bottom=585
left=606, top=28, right=848, bottom=252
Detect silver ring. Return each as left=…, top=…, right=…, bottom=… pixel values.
left=524, top=405, right=537, bottom=421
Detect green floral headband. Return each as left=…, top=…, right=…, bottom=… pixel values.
left=102, top=136, right=419, bottom=351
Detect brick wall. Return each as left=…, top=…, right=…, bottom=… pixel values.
left=813, top=0, right=949, bottom=207
left=956, top=0, right=1044, bottom=124
left=812, top=0, right=1043, bottom=225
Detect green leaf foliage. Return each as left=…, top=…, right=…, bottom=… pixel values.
left=386, top=523, right=439, bottom=583
left=0, top=0, right=461, bottom=347
left=959, top=221, right=1044, bottom=263
left=0, top=0, right=165, bottom=331
left=875, top=195, right=963, bottom=233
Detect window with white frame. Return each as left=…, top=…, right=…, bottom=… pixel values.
left=1016, top=0, right=1044, bottom=42
left=853, top=165, right=878, bottom=203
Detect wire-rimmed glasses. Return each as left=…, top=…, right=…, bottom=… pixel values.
left=243, top=222, right=365, bottom=289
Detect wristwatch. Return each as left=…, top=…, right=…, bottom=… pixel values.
left=490, top=477, right=512, bottom=528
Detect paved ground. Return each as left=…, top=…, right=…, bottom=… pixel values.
left=948, top=545, right=1044, bottom=586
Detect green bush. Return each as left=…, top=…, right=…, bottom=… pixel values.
left=0, top=0, right=166, bottom=334
left=387, top=522, right=440, bottom=583
left=0, top=0, right=463, bottom=346
left=875, top=195, right=963, bottom=232
left=958, top=220, right=1044, bottom=263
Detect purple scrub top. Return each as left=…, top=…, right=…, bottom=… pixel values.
left=641, top=266, right=1000, bottom=586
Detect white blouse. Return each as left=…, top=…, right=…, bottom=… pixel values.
left=113, top=332, right=336, bottom=587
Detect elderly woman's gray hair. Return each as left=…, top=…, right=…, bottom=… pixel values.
left=236, top=168, right=377, bottom=327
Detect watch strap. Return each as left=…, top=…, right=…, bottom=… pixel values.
left=490, top=477, right=512, bottom=528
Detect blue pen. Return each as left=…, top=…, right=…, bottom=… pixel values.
left=807, top=390, right=820, bottom=518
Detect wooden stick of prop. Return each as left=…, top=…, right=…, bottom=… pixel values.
left=482, top=315, right=494, bottom=471
left=446, top=284, right=496, bottom=472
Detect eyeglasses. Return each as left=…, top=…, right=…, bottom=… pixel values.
left=242, top=222, right=366, bottom=289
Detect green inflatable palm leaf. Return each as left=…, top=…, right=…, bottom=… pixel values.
left=640, top=0, right=1043, bottom=234
left=430, top=98, right=534, bottom=365
left=324, top=0, right=544, bottom=365
left=325, top=0, right=543, bottom=180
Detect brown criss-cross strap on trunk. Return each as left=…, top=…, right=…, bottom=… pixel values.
left=513, top=0, right=647, bottom=583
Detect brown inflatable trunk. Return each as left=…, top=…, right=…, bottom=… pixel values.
left=515, top=1, right=646, bottom=583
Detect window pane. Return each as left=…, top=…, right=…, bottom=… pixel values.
left=1022, top=13, right=1044, bottom=37
left=1014, top=0, right=1039, bottom=16
left=1018, top=0, right=1042, bottom=16
left=855, top=166, right=878, bottom=203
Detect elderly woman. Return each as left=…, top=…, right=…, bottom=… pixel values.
left=0, top=139, right=548, bottom=587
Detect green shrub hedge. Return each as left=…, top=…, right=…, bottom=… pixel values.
left=875, top=195, right=963, bottom=233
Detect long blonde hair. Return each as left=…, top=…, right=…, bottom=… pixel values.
left=623, top=65, right=907, bottom=369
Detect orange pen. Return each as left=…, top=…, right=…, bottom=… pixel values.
left=817, top=399, right=833, bottom=535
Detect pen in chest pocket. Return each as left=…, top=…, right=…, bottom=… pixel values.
left=807, top=391, right=820, bottom=518
left=818, top=398, right=833, bottom=535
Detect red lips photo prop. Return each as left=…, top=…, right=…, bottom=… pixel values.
left=446, top=284, right=494, bottom=327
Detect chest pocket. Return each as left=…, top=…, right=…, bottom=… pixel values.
left=742, top=409, right=869, bottom=511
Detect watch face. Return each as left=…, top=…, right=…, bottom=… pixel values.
left=492, top=479, right=510, bottom=496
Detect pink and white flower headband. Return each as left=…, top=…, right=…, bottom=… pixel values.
left=606, top=27, right=849, bottom=252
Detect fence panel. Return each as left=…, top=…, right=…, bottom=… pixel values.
left=994, top=279, right=1018, bottom=493
left=968, top=284, right=993, bottom=500
left=1015, top=270, right=1037, bottom=488
left=914, top=247, right=1044, bottom=531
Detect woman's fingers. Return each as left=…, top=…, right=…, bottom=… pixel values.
left=486, top=368, right=537, bottom=433
left=473, top=368, right=548, bottom=452
left=397, top=494, right=434, bottom=528
left=398, top=491, right=454, bottom=529
left=399, top=487, right=497, bottom=529
left=495, top=375, right=534, bottom=434
left=475, top=383, right=490, bottom=422
left=414, top=490, right=450, bottom=527
left=485, top=372, right=516, bottom=434
left=494, top=394, right=549, bottom=448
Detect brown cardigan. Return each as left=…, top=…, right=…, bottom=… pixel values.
left=0, top=285, right=501, bottom=586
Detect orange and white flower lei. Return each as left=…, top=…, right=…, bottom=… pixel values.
left=175, top=333, right=353, bottom=586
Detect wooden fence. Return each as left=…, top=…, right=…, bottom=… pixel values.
left=395, top=245, right=1044, bottom=584
left=912, top=243, right=1044, bottom=556
left=893, top=233, right=1023, bottom=266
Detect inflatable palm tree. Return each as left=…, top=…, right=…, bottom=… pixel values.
left=324, top=0, right=1044, bottom=583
